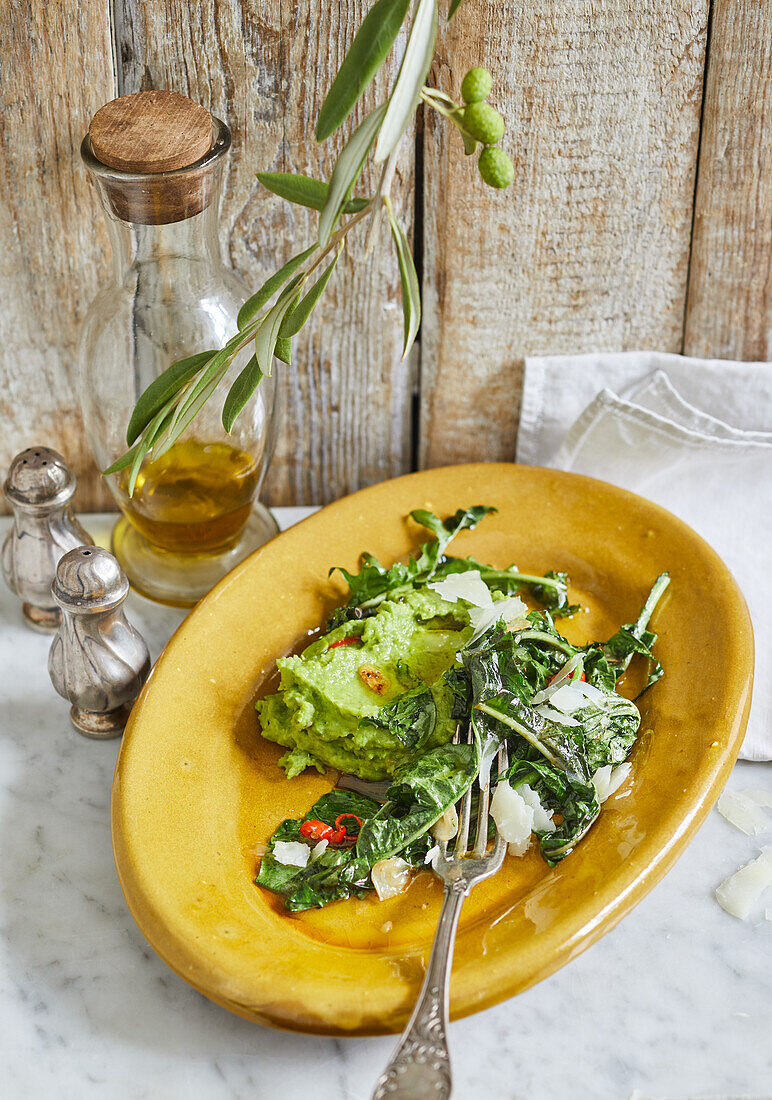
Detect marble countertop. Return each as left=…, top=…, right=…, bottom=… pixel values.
left=1, top=511, right=771, bottom=1100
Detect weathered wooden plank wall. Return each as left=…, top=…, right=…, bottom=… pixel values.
left=684, top=0, right=772, bottom=360
left=0, top=0, right=769, bottom=512
left=420, top=0, right=709, bottom=467
left=114, top=0, right=414, bottom=506
left=0, top=1, right=114, bottom=511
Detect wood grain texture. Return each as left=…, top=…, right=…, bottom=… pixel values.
left=88, top=89, right=212, bottom=172
left=0, top=0, right=115, bottom=512
left=684, top=0, right=772, bottom=360
left=419, top=0, right=709, bottom=469
left=4, top=0, right=772, bottom=516
left=115, top=0, right=415, bottom=506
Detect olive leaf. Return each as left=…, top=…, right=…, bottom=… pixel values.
left=102, top=442, right=141, bottom=477
left=172, top=330, right=248, bottom=425
left=125, top=350, right=215, bottom=446
left=279, top=249, right=342, bottom=339
left=152, top=367, right=230, bottom=466
left=257, top=172, right=370, bottom=214
left=221, top=354, right=264, bottom=433
left=315, top=0, right=411, bottom=141
left=126, top=405, right=172, bottom=496
left=447, top=0, right=466, bottom=18
left=274, top=336, right=293, bottom=365
left=254, top=275, right=306, bottom=377
left=237, top=244, right=317, bottom=330
left=319, top=104, right=387, bottom=243
left=375, top=0, right=437, bottom=164
left=386, top=204, right=420, bottom=358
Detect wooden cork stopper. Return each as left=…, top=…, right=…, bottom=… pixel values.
left=89, top=91, right=213, bottom=173
left=87, top=91, right=221, bottom=225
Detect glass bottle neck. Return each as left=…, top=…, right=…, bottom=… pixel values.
left=102, top=200, right=223, bottom=281
left=81, top=117, right=231, bottom=283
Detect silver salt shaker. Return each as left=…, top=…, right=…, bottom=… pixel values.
left=2, top=447, right=94, bottom=631
left=49, top=546, right=151, bottom=738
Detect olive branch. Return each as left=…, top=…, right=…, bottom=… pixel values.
left=106, top=0, right=513, bottom=493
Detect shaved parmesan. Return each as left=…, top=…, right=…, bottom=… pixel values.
left=431, top=804, right=458, bottom=840
left=477, top=736, right=500, bottom=790
left=572, top=679, right=608, bottom=705
left=371, top=857, right=411, bottom=900
left=717, top=790, right=771, bottom=836
left=541, top=683, right=586, bottom=714
left=311, top=839, right=328, bottom=860
left=467, top=596, right=528, bottom=643
left=532, top=654, right=585, bottom=704
left=491, top=781, right=533, bottom=856
left=535, top=703, right=580, bottom=727
left=715, top=848, right=772, bottom=920
left=592, top=763, right=632, bottom=802
left=424, top=843, right=440, bottom=869
left=491, top=781, right=553, bottom=856
left=273, top=841, right=310, bottom=867
left=519, top=783, right=556, bottom=833
left=428, top=570, right=492, bottom=608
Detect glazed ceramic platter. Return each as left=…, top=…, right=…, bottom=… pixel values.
left=111, top=464, right=753, bottom=1035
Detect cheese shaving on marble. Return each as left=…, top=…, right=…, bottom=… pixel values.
left=716, top=790, right=771, bottom=836
left=715, top=847, right=772, bottom=920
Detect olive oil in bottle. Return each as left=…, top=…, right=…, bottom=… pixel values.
left=119, top=440, right=259, bottom=554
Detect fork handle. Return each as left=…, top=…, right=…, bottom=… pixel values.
left=371, top=881, right=466, bottom=1100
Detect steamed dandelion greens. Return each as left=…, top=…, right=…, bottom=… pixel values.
left=255, top=507, right=669, bottom=910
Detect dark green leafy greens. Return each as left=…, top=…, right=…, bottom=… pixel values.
left=325, top=506, right=576, bottom=630
left=258, top=739, right=478, bottom=911
left=359, top=687, right=437, bottom=750
left=257, top=506, right=670, bottom=906
left=452, top=574, right=669, bottom=863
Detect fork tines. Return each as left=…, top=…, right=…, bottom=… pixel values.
left=440, top=720, right=508, bottom=870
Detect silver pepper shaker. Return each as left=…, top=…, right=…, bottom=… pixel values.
left=2, top=446, right=94, bottom=631
left=48, top=546, right=151, bottom=738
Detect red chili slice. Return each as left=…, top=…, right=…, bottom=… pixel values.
left=334, top=813, right=363, bottom=840
left=299, top=819, right=335, bottom=842
left=299, top=813, right=364, bottom=847
left=548, top=668, right=585, bottom=686
left=327, top=635, right=363, bottom=650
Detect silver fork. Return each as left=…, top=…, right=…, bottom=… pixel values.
left=371, top=724, right=509, bottom=1100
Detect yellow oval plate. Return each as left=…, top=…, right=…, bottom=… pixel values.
left=112, top=463, right=753, bottom=1035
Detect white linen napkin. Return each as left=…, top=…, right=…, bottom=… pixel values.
left=518, top=352, right=772, bottom=762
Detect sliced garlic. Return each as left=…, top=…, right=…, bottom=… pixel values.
left=371, top=857, right=412, bottom=901
left=431, top=805, right=459, bottom=841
